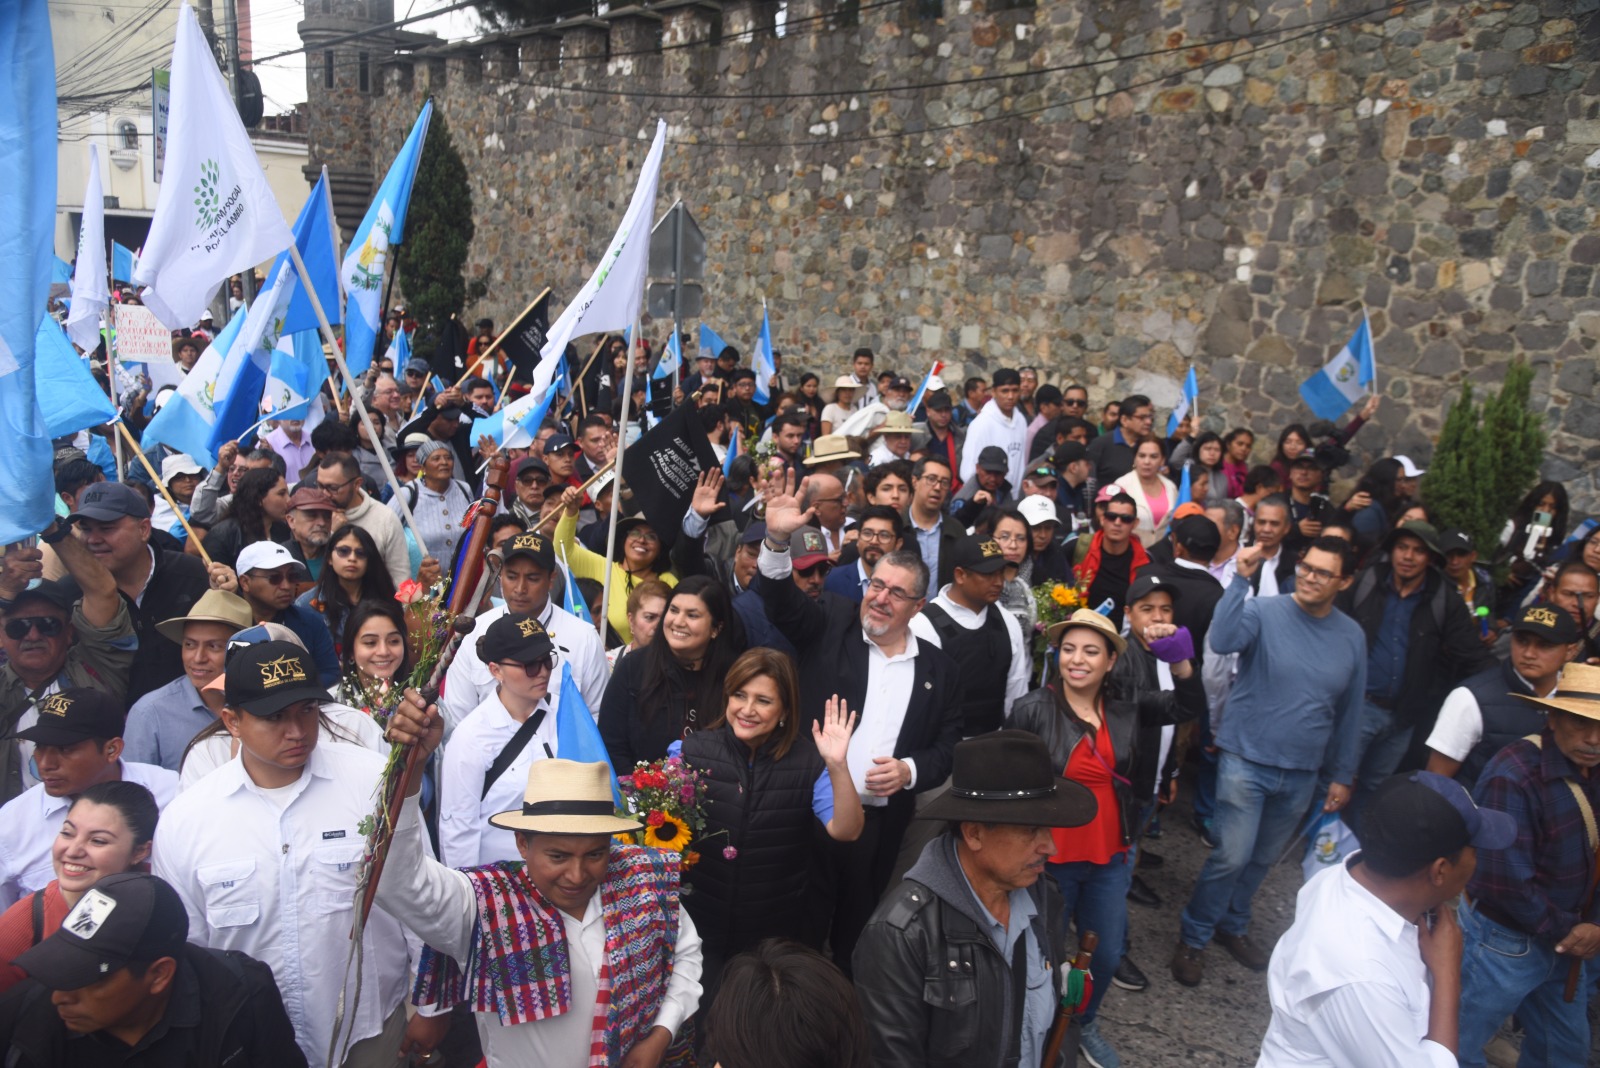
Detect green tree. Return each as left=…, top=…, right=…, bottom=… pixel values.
left=395, top=109, right=484, bottom=343
left=469, top=0, right=596, bottom=30
left=1421, top=359, right=1547, bottom=565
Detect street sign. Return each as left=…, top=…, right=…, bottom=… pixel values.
left=649, top=201, right=706, bottom=280
left=648, top=281, right=702, bottom=319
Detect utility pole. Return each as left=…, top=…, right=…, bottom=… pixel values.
left=221, top=0, right=256, bottom=309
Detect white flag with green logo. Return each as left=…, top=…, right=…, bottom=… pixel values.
left=133, top=2, right=290, bottom=329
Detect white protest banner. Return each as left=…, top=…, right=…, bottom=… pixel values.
left=113, top=304, right=176, bottom=364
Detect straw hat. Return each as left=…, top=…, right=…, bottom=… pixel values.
left=1516, top=662, right=1600, bottom=722
left=870, top=411, right=916, bottom=436
left=1044, top=608, right=1127, bottom=654
left=808, top=434, right=861, bottom=465
left=828, top=375, right=859, bottom=403
left=155, top=589, right=253, bottom=645
left=489, top=759, right=643, bottom=835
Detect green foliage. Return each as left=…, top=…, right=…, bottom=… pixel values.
left=394, top=110, right=484, bottom=342
left=467, top=0, right=596, bottom=30
left=1421, top=360, right=1547, bottom=561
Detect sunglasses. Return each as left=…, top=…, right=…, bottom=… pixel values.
left=1063, top=398, right=1087, bottom=408
left=4, top=616, right=65, bottom=640
left=246, top=570, right=295, bottom=587
left=331, top=545, right=367, bottom=560
left=796, top=562, right=833, bottom=578
left=498, top=656, right=555, bottom=678
left=1103, top=513, right=1137, bottom=525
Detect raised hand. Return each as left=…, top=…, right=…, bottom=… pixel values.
left=560, top=486, right=583, bottom=516
left=763, top=469, right=814, bottom=540
left=689, top=469, right=724, bottom=518
left=1233, top=543, right=1265, bottom=579
left=812, top=695, right=859, bottom=769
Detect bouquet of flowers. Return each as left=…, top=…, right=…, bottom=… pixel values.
left=1031, top=579, right=1086, bottom=659
left=617, top=755, right=725, bottom=870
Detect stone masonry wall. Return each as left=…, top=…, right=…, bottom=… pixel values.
left=344, top=0, right=1600, bottom=510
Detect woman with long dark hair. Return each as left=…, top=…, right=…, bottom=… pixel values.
left=797, top=372, right=824, bottom=439
left=1170, top=431, right=1228, bottom=505
left=599, top=575, right=746, bottom=770
left=200, top=467, right=291, bottom=568
left=1269, top=424, right=1313, bottom=488
left=297, top=523, right=397, bottom=658
left=1347, top=457, right=1407, bottom=557
left=1221, top=427, right=1255, bottom=497
left=335, top=599, right=413, bottom=707
left=1496, top=480, right=1572, bottom=604
left=677, top=648, right=862, bottom=1015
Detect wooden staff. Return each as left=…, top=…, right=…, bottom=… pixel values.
left=575, top=457, right=615, bottom=496
left=571, top=335, right=609, bottom=420
left=1041, top=931, right=1097, bottom=1066
left=356, top=451, right=511, bottom=926
left=450, top=288, right=552, bottom=390
left=112, top=421, right=213, bottom=567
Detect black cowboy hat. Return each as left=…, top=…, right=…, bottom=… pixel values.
left=922, top=730, right=1098, bottom=828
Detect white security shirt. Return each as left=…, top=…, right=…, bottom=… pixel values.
left=175, top=701, right=387, bottom=791
left=438, top=689, right=559, bottom=869
left=440, top=601, right=608, bottom=735
left=154, top=742, right=415, bottom=1068
left=0, top=761, right=178, bottom=910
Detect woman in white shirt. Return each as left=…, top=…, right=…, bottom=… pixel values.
left=1113, top=438, right=1178, bottom=549
left=819, top=376, right=857, bottom=437
left=390, top=440, right=473, bottom=563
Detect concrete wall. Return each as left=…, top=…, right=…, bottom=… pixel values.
left=334, top=0, right=1598, bottom=509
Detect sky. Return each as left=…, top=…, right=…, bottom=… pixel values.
left=251, top=0, right=479, bottom=115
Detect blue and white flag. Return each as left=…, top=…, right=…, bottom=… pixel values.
left=657, top=328, right=682, bottom=378
left=0, top=0, right=60, bottom=543
left=699, top=322, right=728, bottom=361
left=66, top=145, right=110, bottom=351
left=472, top=355, right=564, bottom=452
left=383, top=324, right=410, bottom=373
left=751, top=302, right=775, bottom=406
left=554, top=662, right=621, bottom=804
left=111, top=241, right=139, bottom=284
left=205, top=259, right=298, bottom=455
left=340, top=100, right=431, bottom=376
left=134, top=3, right=291, bottom=328
left=556, top=544, right=592, bottom=625
left=1299, top=316, right=1376, bottom=422
left=279, top=168, right=342, bottom=336
left=722, top=420, right=740, bottom=478
left=140, top=302, right=249, bottom=466
left=36, top=316, right=117, bottom=439
left=263, top=328, right=328, bottom=428
left=908, top=359, right=945, bottom=413
left=1167, top=365, right=1198, bottom=436
left=1174, top=462, right=1193, bottom=508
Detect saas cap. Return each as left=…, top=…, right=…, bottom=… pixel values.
left=1044, top=608, right=1127, bottom=655
left=921, top=730, right=1097, bottom=828
left=476, top=613, right=556, bottom=665
left=67, top=482, right=151, bottom=523
left=1361, top=771, right=1517, bottom=875
left=791, top=527, right=832, bottom=569
left=223, top=640, right=328, bottom=716
left=950, top=534, right=1009, bottom=575
left=976, top=446, right=1010, bottom=475
left=236, top=541, right=311, bottom=580
left=1508, top=603, right=1582, bottom=645
left=14, top=688, right=124, bottom=747
left=502, top=530, right=556, bottom=571
left=14, top=873, right=188, bottom=990
left=489, top=759, right=644, bottom=835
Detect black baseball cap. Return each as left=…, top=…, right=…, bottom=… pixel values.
left=1126, top=573, right=1182, bottom=606
left=1289, top=454, right=1322, bottom=470
left=992, top=368, right=1022, bottom=388
left=512, top=457, right=551, bottom=482
left=1439, top=528, right=1474, bottom=555
left=404, top=357, right=431, bottom=375
left=544, top=434, right=577, bottom=455
left=739, top=521, right=768, bottom=546
left=924, top=390, right=953, bottom=411
left=1360, top=771, right=1517, bottom=875
left=950, top=534, right=1009, bottom=575
left=1053, top=441, right=1088, bottom=467
left=476, top=613, right=556, bottom=665
left=14, top=688, right=124, bottom=746
left=1172, top=515, right=1222, bottom=561
left=8, top=578, right=81, bottom=614
left=223, top=641, right=329, bottom=716
left=1508, top=603, right=1582, bottom=644
left=15, top=873, right=188, bottom=990
left=976, top=446, right=1009, bottom=474
left=501, top=531, right=556, bottom=570
left=885, top=376, right=913, bottom=394
left=67, top=482, right=151, bottom=523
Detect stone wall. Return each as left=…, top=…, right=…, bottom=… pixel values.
left=333, top=0, right=1599, bottom=510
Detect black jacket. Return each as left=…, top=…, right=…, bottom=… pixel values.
left=125, top=549, right=213, bottom=705
left=1144, top=559, right=1225, bottom=669
left=1108, top=641, right=1206, bottom=799
left=599, top=648, right=716, bottom=771
left=682, top=724, right=827, bottom=955
left=854, top=834, right=1073, bottom=1068
left=758, top=561, right=963, bottom=803
left=1337, top=563, right=1493, bottom=727
left=0, top=944, right=305, bottom=1068
left=1010, top=689, right=1146, bottom=846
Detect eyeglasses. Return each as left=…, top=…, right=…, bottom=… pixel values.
left=247, top=570, right=295, bottom=587
left=796, top=562, right=833, bottom=578
left=1295, top=561, right=1341, bottom=584
left=316, top=474, right=359, bottom=495
left=498, top=656, right=555, bottom=678
left=993, top=532, right=1028, bottom=545
left=625, top=530, right=660, bottom=545
left=1103, top=513, right=1137, bottom=525
left=1062, top=398, right=1087, bottom=408
left=857, top=529, right=898, bottom=543
left=331, top=545, right=367, bottom=560
left=917, top=475, right=951, bottom=488
left=866, top=577, right=918, bottom=604
left=4, top=617, right=65, bottom=640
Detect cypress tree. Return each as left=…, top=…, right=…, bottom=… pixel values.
left=395, top=110, right=485, bottom=342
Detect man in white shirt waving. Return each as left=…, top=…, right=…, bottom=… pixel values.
left=1256, top=770, right=1514, bottom=1068
left=957, top=368, right=1029, bottom=491
left=154, top=642, right=417, bottom=1068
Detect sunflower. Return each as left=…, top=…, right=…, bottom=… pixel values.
left=643, top=813, right=692, bottom=852
left=1051, top=585, right=1073, bottom=607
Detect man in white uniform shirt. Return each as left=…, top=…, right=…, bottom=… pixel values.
left=1256, top=770, right=1514, bottom=1068
left=0, top=689, right=178, bottom=910
left=153, top=642, right=417, bottom=1068
left=439, top=614, right=562, bottom=869
left=441, top=531, right=606, bottom=733
left=958, top=368, right=1030, bottom=491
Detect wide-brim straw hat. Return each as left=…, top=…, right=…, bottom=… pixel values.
left=1515, top=662, right=1600, bottom=722
left=808, top=434, right=860, bottom=464
left=829, top=375, right=859, bottom=403
left=871, top=411, right=916, bottom=436
left=155, top=589, right=254, bottom=645
left=489, top=758, right=643, bottom=835
left=1044, top=608, right=1127, bottom=655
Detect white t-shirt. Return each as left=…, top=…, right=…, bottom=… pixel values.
left=1423, top=671, right=1552, bottom=761
left=821, top=402, right=851, bottom=431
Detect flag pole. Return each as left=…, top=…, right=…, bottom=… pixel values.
left=450, top=289, right=552, bottom=390
left=105, top=311, right=125, bottom=481
left=286, top=243, right=422, bottom=539
left=596, top=316, right=640, bottom=644
left=112, top=420, right=214, bottom=568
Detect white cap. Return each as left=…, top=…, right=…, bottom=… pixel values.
left=1017, top=495, right=1061, bottom=528
left=926, top=374, right=947, bottom=393
left=160, top=452, right=204, bottom=483
left=590, top=470, right=616, bottom=497
left=1393, top=455, right=1426, bottom=478
left=235, top=541, right=310, bottom=579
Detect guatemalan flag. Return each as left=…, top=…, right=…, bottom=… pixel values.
left=751, top=302, right=775, bottom=406
left=1299, top=316, right=1376, bottom=422
left=657, top=328, right=682, bottom=378
left=1167, top=365, right=1198, bottom=436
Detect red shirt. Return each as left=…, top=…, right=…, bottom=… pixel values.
left=1050, top=727, right=1125, bottom=865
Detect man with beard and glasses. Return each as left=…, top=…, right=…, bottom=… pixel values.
left=825, top=507, right=905, bottom=604
left=282, top=487, right=335, bottom=584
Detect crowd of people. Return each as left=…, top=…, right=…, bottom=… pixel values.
left=2, top=316, right=1599, bottom=1068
